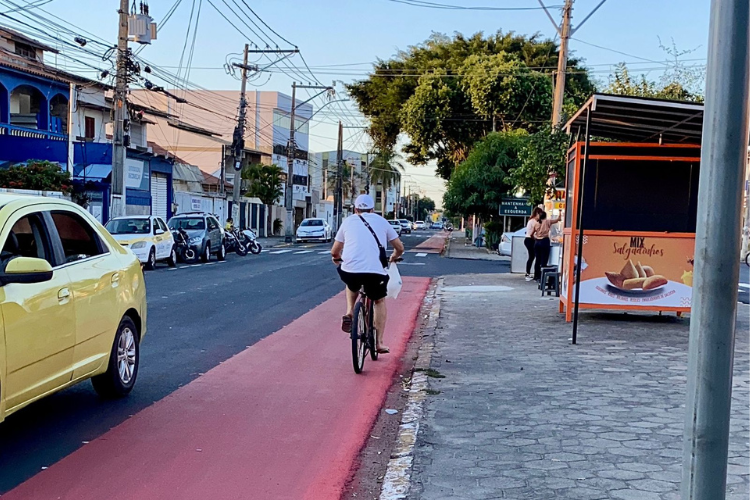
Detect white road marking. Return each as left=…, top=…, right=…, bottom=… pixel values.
left=167, top=268, right=177, bottom=271
left=190, top=264, right=202, bottom=268
left=205, top=262, right=217, bottom=265
left=269, top=249, right=293, bottom=254
left=739, top=283, right=750, bottom=289
left=319, top=250, right=331, bottom=254
left=294, top=250, right=314, bottom=254
left=415, top=252, right=428, bottom=257
left=179, top=266, right=190, bottom=269
left=398, top=262, right=426, bottom=266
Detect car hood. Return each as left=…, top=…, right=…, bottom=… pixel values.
left=182, top=229, right=205, bottom=239
left=112, top=234, right=151, bottom=246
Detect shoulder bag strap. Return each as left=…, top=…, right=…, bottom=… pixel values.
left=358, top=215, right=385, bottom=251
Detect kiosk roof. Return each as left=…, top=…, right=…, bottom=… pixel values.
left=565, top=93, right=704, bottom=144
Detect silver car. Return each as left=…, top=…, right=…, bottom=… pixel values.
left=168, top=213, right=226, bottom=262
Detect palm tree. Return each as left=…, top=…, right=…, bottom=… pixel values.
left=242, top=163, right=284, bottom=236
left=369, top=149, right=404, bottom=216
left=327, top=160, right=363, bottom=207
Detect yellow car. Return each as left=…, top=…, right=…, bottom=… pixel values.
left=105, top=215, right=176, bottom=269
left=0, top=194, right=147, bottom=423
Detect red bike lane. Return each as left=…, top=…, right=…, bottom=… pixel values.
left=6, top=277, right=430, bottom=500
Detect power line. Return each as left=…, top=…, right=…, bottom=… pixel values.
left=384, top=0, right=561, bottom=11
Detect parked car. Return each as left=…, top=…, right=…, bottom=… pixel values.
left=167, top=213, right=225, bottom=262
left=498, top=228, right=526, bottom=256
left=412, top=220, right=426, bottom=230
left=0, top=194, right=147, bottom=423
left=389, top=219, right=403, bottom=236
left=399, top=219, right=412, bottom=234
left=296, top=218, right=333, bottom=243
left=106, top=215, right=176, bottom=270
left=431, top=221, right=444, bottom=230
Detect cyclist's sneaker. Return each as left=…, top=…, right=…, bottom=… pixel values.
left=341, top=315, right=352, bottom=333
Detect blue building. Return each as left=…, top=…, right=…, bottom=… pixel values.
left=0, top=26, right=172, bottom=222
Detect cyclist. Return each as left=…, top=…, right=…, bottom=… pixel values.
left=331, top=194, right=404, bottom=354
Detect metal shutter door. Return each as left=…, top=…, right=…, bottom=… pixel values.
left=151, top=173, right=168, bottom=219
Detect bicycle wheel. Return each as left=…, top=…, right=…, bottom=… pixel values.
left=351, top=301, right=367, bottom=374
left=368, top=300, right=378, bottom=361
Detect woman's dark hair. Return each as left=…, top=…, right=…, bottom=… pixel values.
left=539, top=211, right=548, bottom=221
left=531, top=207, right=544, bottom=219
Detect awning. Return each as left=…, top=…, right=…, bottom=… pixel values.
left=565, top=93, right=704, bottom=144
left=74, top=164, right=111, bottom=180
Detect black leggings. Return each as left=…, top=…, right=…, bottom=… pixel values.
left=534, top=237, right=551, bottom=280
left=524, top=237, right=535, bottom=275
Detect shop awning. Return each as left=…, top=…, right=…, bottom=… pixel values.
left=74, top=164, right=111, bottom=180
left=565, top=93, right=704, bottom=144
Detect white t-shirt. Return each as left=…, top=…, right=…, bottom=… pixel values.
left=525, top=219, right=537, bottom=238
left=335, top=213, right=400, bottom=275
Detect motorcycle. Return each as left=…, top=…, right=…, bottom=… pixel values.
left=173, top=228, right=197, bottom=263
left=241, top=228, right=262, bottom=255
left=224, top=227, right=249, bottom=256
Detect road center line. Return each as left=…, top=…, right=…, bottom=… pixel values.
left=269, top=249, right=293, bottom=254
left=415, top=253, right=428, bottom=257
left=294, top=250, right=314, bottom=254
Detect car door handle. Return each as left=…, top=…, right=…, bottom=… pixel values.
left=58, top=288, right=70, bottom=302
left=111, top=272, right=121, bottom=285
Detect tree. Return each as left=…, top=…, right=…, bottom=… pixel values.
left=369, top=149, right=404, bottom=216
left=348, top=31, right=594, bottom=179
left=0, top=160, right=71, bottom=192
left=415, top=195, right=436, bottom=221
left=242, top=163, right=284, bottom=235
left=509, top=124, right=569, bottom=205
left=327, top=161, right=363, bottom=206
left=443, top=130, right=527, bottom=221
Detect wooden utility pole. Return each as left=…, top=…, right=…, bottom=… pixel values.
left=230, top=44, right=253, bottom=222
left=284, top=82, right=298, bottom=242
left=111, top=0, right=130, bottom=218
left=335, top=120, right=343, bottom=230
left=551, top=0, right=573, bottom=128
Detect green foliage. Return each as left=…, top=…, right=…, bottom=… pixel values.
left=443, top=130, right=527, bottom=219
left=0, top=160, right=71, bottom=192
left=369, top=149, right=404, bottom=192
left=273, top=218, right=283, bottom=236
left=348, top=32, right=594, bottom=180
left=509, top=125, right=569, bottom=205
left=416, top=195, right=436, bottom=221
left=242, top=163, right=284, bottom=206
left=483, top=220, right=503, bottom=249
left=327, top=161, right=363, bottom=202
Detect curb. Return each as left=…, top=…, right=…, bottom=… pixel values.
left=379, top=278, right=442, bottom=500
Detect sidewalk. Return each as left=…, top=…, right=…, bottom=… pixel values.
left=405, top=273, right=749, bottom=499
left=445, top=235, right=509, bottom=262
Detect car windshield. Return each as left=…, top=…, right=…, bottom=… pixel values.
left=400, top=220, right=409, bottom=224
left=106, top=218, right=150, bottom=235
left=300, top=219, right=323, bottom=227
left=169, top=217, right=205, bottom=231
left=390, top=221, right=400, bottom=226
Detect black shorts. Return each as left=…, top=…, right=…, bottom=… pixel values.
left=337, top=268, right=390, bottom=301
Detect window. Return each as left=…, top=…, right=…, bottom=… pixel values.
left=207, top=217, right=219, bottom=230
left=169, top=218, right=205, bottom=230
left=106, top=218, right=150, bottom=235
left=14, top=42, right=36, bottom=59
left=300, top=219, right=323, bottom=227
left=51, top=211, right=105, bottom=263
left=84, top=116, right=96, bottom=139
left=157, top=218, right=169, bottom=232
left=1, top=213, right=52, bottom=265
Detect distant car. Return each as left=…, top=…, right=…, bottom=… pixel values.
left=168, top=213, right=225, bottom=262
left=0, top=194, right=147, bottom=423
left=106, top=215, right=176, bottom=270
left=296, top=218, right=333, bottom=243
left=399, top=219, right=412, bottom=234
left=498, top=228, right=527, bottom=256
left=413, top=221, right=426, bottom=230
left=431, top=221, right=444, bottom=230
left=389, top=219, right=403, bottom=236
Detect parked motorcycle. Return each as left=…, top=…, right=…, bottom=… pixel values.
left=224, top=227, right=249, bottom=256
left=241, top=229, right=262, bottom=255
left=173, top=228, right=197, bottom=263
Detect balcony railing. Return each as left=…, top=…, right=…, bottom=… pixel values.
left=0, top=123, right=68, bottom=142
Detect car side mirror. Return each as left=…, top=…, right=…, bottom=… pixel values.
left=1, top=257, right=54, bottom=285
left=154, top=227, right=165, bottom=235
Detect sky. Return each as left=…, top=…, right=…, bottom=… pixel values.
left=7, top=0, right=712, bottom=206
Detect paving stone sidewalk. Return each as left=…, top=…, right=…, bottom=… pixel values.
left=409, top=273, right=750, bottom=500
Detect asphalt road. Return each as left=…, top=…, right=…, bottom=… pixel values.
left=0, top=230, right=506, bottom=494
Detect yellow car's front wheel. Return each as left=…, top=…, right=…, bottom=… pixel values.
left=92, top=316, right=140, bottom=398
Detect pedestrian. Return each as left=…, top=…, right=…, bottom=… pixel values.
left=525, top=207, right=544, bottom=282
left=532, top=210, right=564, bottom=282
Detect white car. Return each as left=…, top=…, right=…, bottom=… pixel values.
left=498, top=228, right=527, bottom=256
left=413, top=220, right=426, bottom=230
left=389, top=219, right=403, bottom=236
left=106, top=215, right=176, bottom=269
left=296, top=218, right=333, bottom=243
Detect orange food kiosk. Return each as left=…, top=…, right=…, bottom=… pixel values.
left=560, top=94, right=704, bottom=325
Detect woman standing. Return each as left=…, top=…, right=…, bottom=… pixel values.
left=533, top=210, right=563, bottom=281
left=524, top=207, right=543, bottom=281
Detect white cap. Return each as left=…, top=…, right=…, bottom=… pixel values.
left=354, top=194, right=375, bottom=210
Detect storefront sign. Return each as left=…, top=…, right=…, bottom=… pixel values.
left=499, top=197, right=532, bottom=216
left=563, top=234, right=695, bottom=308
left=191, top=198, right=202, bottom=211
left=125, top=159, right=146, bottom=189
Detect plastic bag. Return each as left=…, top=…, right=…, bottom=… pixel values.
left=387, top=263, right=403, bottom=299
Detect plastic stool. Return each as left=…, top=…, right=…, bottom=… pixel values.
left=541, top=267, right=560, bottom=297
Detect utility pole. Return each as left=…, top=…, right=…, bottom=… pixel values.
left=538, top=0, right=608, bottom=128
left=682, top=0, right=750, bottom=497
left=219, top=144, right=226, bottom=196
left=551, top=0, right=573, bottom=128
left=335, top=120, right=343, bottom=230
left=230, top=44, right=256, bottom=223
left=111, top=0, right=130, bottom=218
